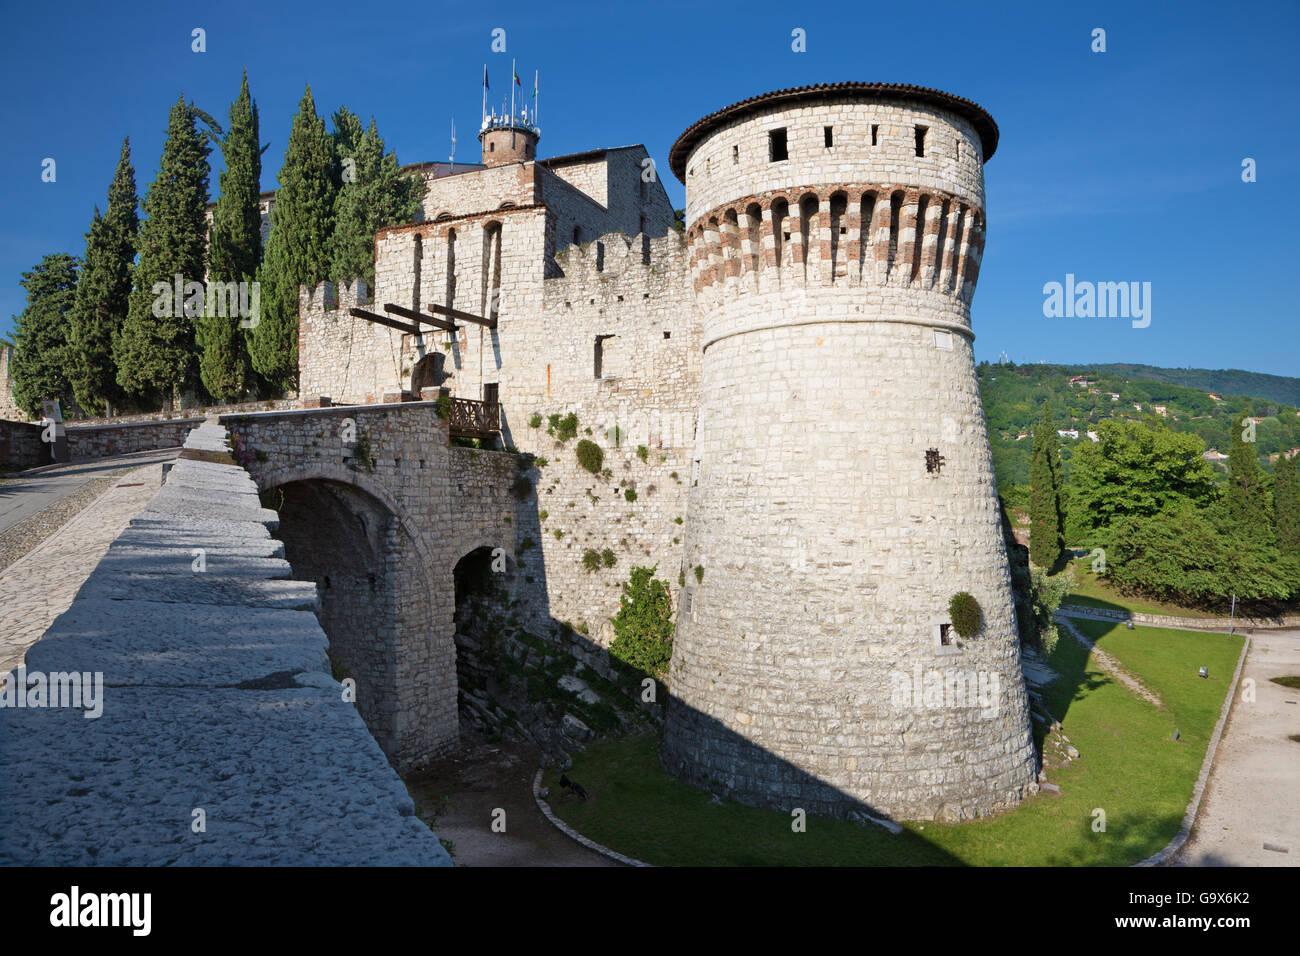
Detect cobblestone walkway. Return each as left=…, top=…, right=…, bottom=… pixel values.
left=0, top=460, right=169, bottom=687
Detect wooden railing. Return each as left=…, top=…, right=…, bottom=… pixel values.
left=448, top=398, right=501, bottom=439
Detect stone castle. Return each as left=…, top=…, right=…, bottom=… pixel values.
left=297, top=80, right=1038, bottom=822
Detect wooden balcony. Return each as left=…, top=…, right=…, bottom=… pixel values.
left=448, top=398, right=501, bottom=440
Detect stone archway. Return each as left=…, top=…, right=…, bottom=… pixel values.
left=264, top=477, right=459, bottom=768
left=411, top=352, right=446, bottom=398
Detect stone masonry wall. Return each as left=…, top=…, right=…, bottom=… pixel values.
left=0, top=420, right=44, bottom=469
left=221, top=403, right=516, bottom=771
left=662, top=91, right=1037, bottom=823
left=0, top=346, right=27, bottom=422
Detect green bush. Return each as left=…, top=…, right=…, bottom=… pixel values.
left=609, top=565, right=675, bottom=679
left=693, top=564, right=704, bottom=584
left=948, top=592, right=983, bottom=638
left=548, top=412, right=578, bottom=442
left=583, top=549, right=601, bottom=572
left=528, top=413, right=542, bottom=429
left=434, top=395, right=452, bottom=420
left=624, top=488, right=638, bottom=503
left=636, top=445, right=648, bottom=462
left=601, top=548, right=616, bottom=568
left=576, top=439, right=604, bottom=473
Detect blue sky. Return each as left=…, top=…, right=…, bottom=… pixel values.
left=1, top=0, right=1296, bottom=375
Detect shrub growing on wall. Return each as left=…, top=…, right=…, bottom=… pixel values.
left=610, top=565, right=674, bottom=678
left=582, top=549, right=601, bottom=572
left=948, top=591, right=982, bottom=638
left=576, top=439, right=603, bottom=473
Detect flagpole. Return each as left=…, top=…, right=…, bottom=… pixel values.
left=510, top=57, right=515, bottom=123
left=481, top=64, right=486, bottom=125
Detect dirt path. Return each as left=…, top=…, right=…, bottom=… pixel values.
left=1056, top=614, right=1166, bottom=710
left=1176, top=629, right=1300, bottom=866
left=405, top=733, right=616, bottom=867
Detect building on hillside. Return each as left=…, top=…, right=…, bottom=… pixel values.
left=1152, top=404, right=1168, bottom=417
left=1086, top=430, right=1099, bottom=441
left=1203, top=449, right=1229, bottom=462
left=1106, top=392, right=1120, bottom=401
left=1057, top=428, right=1079, bottom=439
left=296, top=80, right=1037, bottom=823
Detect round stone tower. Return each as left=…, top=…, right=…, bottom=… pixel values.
left=479, top=118, right=539, bottom=166
left=662, top=82, right=1038, bottom=822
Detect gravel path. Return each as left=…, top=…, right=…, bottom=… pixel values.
left=0, top=461, right=170, bottom=686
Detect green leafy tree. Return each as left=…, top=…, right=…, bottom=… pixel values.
left=1275, top=453, right=1300, bottom=556
left=201, top=71, right=263, bottom=401
left=68, top=139, right=138, bottom=417
left=1029, top=402, right=1065, bottom=569
left=251, top=85, right=336, bottom=391
left=9, top=254, right=79, bottom=418
left=1067, top=419, right=1218, bottom=541
left=330, top=114, right=422, bottom=288
left=1107, top=500, right=1297, bottom=604
left=609, top=565, right=675, bottom=679
left=1226, top=416, right=1269, bottom=541
left=115, top=96, right=211, bottom=408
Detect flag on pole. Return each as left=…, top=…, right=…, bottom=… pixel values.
left=533, top=70, right=538, bottom=100
left=514, top=69, right=521, bottom=86
left=483, top=65, right=489, bottom=89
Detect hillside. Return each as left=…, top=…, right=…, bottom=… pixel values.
left=1080, top=364, right=1300, bottom=409
left=979, top=361, right=1300, bottom=488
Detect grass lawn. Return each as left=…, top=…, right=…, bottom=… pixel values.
left=1061, top=557, right=1218, bottom=619
left=543, top=622, right=1243, bottom=866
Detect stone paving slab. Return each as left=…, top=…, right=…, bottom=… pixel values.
left=0, top=684, right=442, bottom=865
left=0, top=423, right=450, bottom=866
left=24, top=598, right=329, bottom=687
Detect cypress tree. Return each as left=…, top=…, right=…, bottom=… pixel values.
left=251, top=85, right=337, bottom=391
left=201, top=70, right=262, bottom=401
left=68, top=138, right=138, bottom=417
left=115, top=96, right=211, bottom=409
left=1227, top=416, right=1269, bottom=541
left=331, top=113, right=422, bottom=288
left=10, top=254, right=79, bottom=419
left=1029, top=401, right=1065, bottom=570
left=1273, top=452, right=1300, bottom=556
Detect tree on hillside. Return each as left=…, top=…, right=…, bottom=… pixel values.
left=1067, top=419, right=1218, bottom=542
left=1226, top=416, right=1270, bottom=542
left=330, top=112, right=422, bottom=289
left=202, top=70, right=263, bottom=402
left=1275, top=453, right=1300, bottom=557
left=115, top=96, right=211, bottom=409
left=67, top=139, right=138, bottom=417
left=250, top=85, right=337, bottom=391
left=1029, top=402, right=1065, bottom=570
left=10, top=254, right=79, bottom=418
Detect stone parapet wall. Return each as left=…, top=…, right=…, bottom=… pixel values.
left=0, top=419, right=44, bottom=469
left=0, top=422, right=450, bottom=865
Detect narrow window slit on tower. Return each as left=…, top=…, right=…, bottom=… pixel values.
left=769, top=128, right=788, bottom=162
left=871, top=124, right=879, bottom=146
left=939, top=623, right=952, bottom=645
left=732, top=144, right=739, bottom=164
left=915, top=125, right=928, bottom=157
left=824, top=126, right=833, bottom=148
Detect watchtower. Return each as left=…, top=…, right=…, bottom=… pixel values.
left=662, top=82, right=1037, bottom=821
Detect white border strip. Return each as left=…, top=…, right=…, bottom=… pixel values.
left=531, top=768, right=652, bottom=867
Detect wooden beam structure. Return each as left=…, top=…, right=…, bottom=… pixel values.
left=383, top=302, right=457, bottom=333
left=348, top=307, right=420, bottom=336
left=427, top=302, right=497, bottom=330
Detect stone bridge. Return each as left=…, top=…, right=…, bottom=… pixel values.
left=219, top=401, right=519, bottom=771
